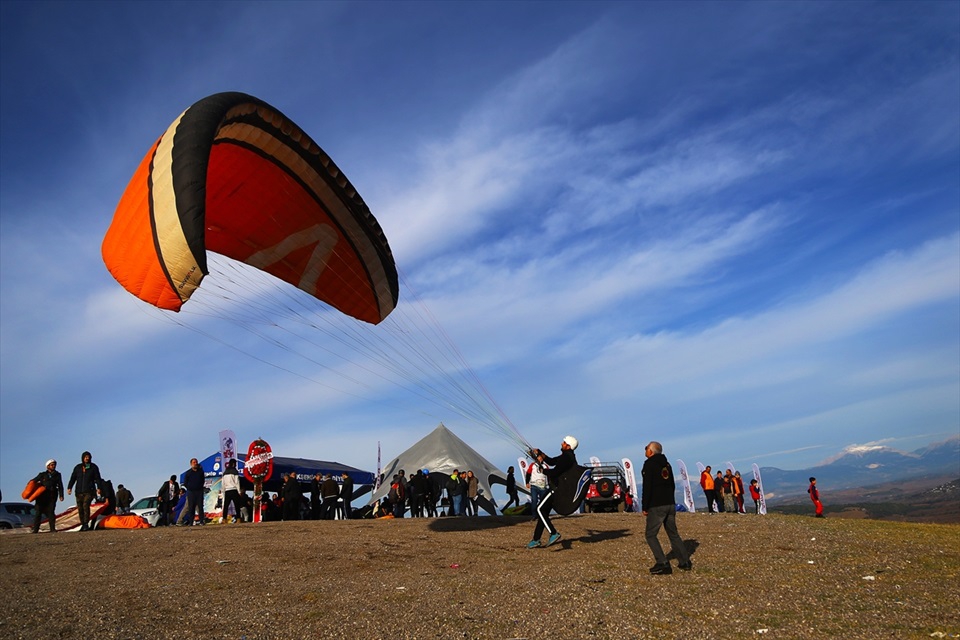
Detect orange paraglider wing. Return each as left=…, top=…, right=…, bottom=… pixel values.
left=102, top=92, right=398, bottom=324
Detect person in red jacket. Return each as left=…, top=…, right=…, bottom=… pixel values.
left=749, top=478, right=762, bottom=514
left=808, top=477, right=824, bottom=518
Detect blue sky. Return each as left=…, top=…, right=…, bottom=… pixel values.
left=1, top=1, right=958, bottom=505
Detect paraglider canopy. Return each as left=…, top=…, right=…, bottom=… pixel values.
left=102, top=92, right=398, bottom=324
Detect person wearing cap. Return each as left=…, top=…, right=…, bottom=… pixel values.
left=642, top=441, right=692, bottom=575
left=31, top=459, right=64, bottom=533
left=527, top=435, right=579, bottom=548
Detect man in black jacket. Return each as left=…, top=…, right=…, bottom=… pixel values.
left=641, top=441, right=691, bottom=574
left=157, top=475, right=179, bottom=526
left=67, top=451, right=102, bottom=532
left=339, top=472, right=355, bottom=520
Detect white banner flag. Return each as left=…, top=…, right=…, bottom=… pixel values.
left=752, top=463, right=767, bottom=515
left=621, top=457, right=639, bottom=513
left=725, top=461, right=737, bottom=475
left=696, top=461, right=705, bottom=475
left=589, top=456, right=602, bottom=467
left=518, top=456, right=529, bottom=485
left=676, top=459, right=696, bottom=512
left=219, top=429, right=237, bottom=472
left=373, top=441, right=382, bottom=493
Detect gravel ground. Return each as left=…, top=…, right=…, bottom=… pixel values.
left=1, top=512, right=958, bottom=639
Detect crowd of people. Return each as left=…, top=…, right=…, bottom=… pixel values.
left=698, top=466, right=764, bottom=514
left=25, top=447, right=823, bottom=545
left=378, top=468, right=490, bottom=519
left=154, top=461, right=361, bottom=526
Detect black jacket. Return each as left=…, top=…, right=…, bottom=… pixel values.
left=34, top=470, right=64, bottom=501
left=641, top=453, right=676, bottom=511
left=541, top=448, right=577, bottom=490
left=340, top=477, right=354, bottom=501
left=158, top=480, right=180, bottom=504
left=68, top=461, right=102, bottom=495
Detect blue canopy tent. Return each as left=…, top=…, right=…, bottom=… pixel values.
left=188, top=452, right=375, bottom=496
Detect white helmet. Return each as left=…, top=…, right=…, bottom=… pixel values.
left=562, top=435, right=579, bottom=450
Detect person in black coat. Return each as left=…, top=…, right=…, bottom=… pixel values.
left=157, top=475, right=180, bottom=526
left=282, top=473, right=303, bottom=521
left=32, top=459, right=64, bottom=533
left=641, top=441, right=691, bottom=575
left=339, top=472, right=355, bottom=520
left=67, top=451, right=102, bottom=532
left=502, top=466, right=520, bottom=511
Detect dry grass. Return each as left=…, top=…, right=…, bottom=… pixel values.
left=1, top=512, right=958, bottom=639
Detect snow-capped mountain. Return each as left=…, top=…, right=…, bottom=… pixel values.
left=756, top=436, right=959, bottom=500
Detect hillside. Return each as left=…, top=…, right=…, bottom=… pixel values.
left=2, top=512, right=957, bottom=639
left=771, top=476, right=960, bottom=524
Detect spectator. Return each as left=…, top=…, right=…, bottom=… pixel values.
left=732, top=471, right=746, bottom=514
left=526, top=460, right=549, bottom=515
left=157, top=475, right=179, bottom=526
left=408, top=470, right=426, bottom=517
left=340, top=472, right=355, bottom=520
left=808, top=477, right=824, bottom=518
left=221, top=459, right=243, bottom=524
left=115, top=484, right=134, bottom=514
left=466, top=470, right=479, bottom=516
left=310, top=473, right=322, bottom=520
left=388, top=474, right=406, bottom=518
left=749, top=479, right=762, bottom=514
left=715, top=471, right=726, bottom=513
left=722, top=470, right=735, bottom=513
left=282, top=473, right=302, bottom=521
left=320, top=474, right=339, bottom=520
left=177, top=457, right=206, bottom=526
left=699, top=466, right=716, bottom=514
left=446, top=470, right=462, bottom=517
left=502, top=466, right=520, bottom=512
left=424, top=470, right=438, bottom=518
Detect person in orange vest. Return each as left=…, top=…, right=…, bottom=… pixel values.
left=699, top=466, right=716, bottom=513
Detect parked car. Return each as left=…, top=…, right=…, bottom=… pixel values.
left=130, top=496, right=161, bottom=526
left=583, top=463, right=629, bottom=512
left=0, top=502, right=39, bottom=529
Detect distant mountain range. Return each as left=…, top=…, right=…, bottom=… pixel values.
left=755, top=436, right=960, bottom=501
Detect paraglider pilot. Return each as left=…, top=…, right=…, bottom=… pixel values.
left=526, top=435, right=579, bottom=549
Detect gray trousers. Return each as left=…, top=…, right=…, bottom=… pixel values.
left=645, top=504, right=689, bottom=565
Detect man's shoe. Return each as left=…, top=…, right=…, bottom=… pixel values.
left=526, top=539, right=541, bottom=549
left=649, top=563, right=673, bottom=575
left=546, top=532, right=562, bottom=547
left=677, top=561, right=693, bottom=571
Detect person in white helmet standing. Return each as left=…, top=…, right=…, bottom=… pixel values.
left=526, top=435, right=579, bottom=549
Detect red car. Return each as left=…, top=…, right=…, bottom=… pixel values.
left=583, top=463, right=630, bottom=513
